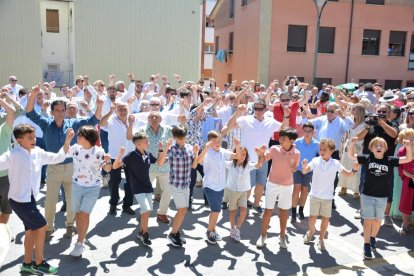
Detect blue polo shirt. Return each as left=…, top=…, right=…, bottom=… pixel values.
left=294, top=137, right=319, bottom=171
left=26, top=109, right=99, bottom=164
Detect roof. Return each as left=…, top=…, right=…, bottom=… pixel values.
left=209, top=0, right=223, bottom=20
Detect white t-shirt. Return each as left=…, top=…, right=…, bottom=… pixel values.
left=225, top=161, right=256, bottom=192
left=203, top=148, right=233, bottom=191
left=107, top=115, right=128, bottom=158
left=308, top=156, right=344, bottom=200
left=236, top=115, right=281, bottom=162
left=68, top=144, right=106, bottom=187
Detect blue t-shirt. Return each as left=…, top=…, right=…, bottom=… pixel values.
left=294, top=137, right=319, bottom=171
left=122, top=149, right=157, bottom=194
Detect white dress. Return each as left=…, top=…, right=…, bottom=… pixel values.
left=338, top=123, right=366, bottom=193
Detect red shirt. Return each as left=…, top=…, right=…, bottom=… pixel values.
left=272, top=101, right=300, bottom=140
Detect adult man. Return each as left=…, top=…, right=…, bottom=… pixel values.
left=222, top=99, right=288, bottom=214
left=356, top=103, right=398, bottom=225
left=310, top=102, right=354, bottom=209
left=100, top=101, right=135, bottom=215
left=3, top=76, right=23, bottom=100
left=127, top=111, right=173, bottom=223
left=26, top=85, right=102, bottom=239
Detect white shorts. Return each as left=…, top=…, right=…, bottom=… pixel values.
left=264, top=181, right=293, bottom=210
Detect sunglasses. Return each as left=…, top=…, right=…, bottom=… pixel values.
left=254, top=107, right=265, bottom=111
left=280, top=99, right=290, bottom=102
left=150, top=103, right=160, bottom=106
left=136, top=85, right=143, bottom=88
left=326, top=110, right=336, bottom=114
left=408, top=112, right=414, bottom=116
left=376, top=110, right=388, bottom=114
left=11, top=79, right=17, bottom=82
left=229, top=97, right=235, bottom=100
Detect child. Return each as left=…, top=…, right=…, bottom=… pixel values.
left=197, top=131, right=240, bottom=244
left=349, top=136, right=412, bottom=259
left=113, top=131, right=168, bottom=246
left=68, top=126, right=112, bottom=257
left=159, top=125, right=199, bottom=247
left=0, top=124, right=73, bottom=274
left=257, top=128, right=300, bottom=249
left=225, top=145, right=266, bottom=242
left=302, top=139, right=358, bottom=251
left=292, top=122, right=319, bottom=222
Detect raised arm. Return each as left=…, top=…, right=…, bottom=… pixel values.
left=197, top=141, right=212, bottom=164
left=25, top=84, right=41, bottom=113
left=112, top=147, right=126, bottom=170
left=221, top=104, right=246, bottom=136
left=100, top=103, right=115, bottom=127
left=0, top=96, right=16, bottom=128
left=126, top=115, right=135, bottom=141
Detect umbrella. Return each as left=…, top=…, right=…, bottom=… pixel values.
left=336, top=83, right=358, bottom=92
left=402, top=87, right=414, bottom=93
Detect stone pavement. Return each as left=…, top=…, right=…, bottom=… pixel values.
left=1, top=184, right=414, bottom=275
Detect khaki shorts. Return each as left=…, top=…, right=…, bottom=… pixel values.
left=309, top=196, right=332, bottom=218
left=227, top=190, right=248, bottom=210
left=170, top=185, right=189, bottom=209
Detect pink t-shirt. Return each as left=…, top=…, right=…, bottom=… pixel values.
left=266, top=145, right=300, bottom=186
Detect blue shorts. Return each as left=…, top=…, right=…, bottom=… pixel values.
left=361, top=194, right=387, bottom=220
left=71, top=182, right=100, bottom=214
left=293, top=171, right=312, bottom=188
left=9, top=196, right=46, bottom=231
left=134, top=193, right=153, bottom=214
left=250, top=161, right=268, bottom=187
left=204, top=187, right=224, bottom=212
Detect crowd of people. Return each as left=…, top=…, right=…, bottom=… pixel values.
left=0, top=73, right=413, bottom=274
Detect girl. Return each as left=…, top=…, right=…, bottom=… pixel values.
left=349, top=136, right=412, bottom=260
left=225, top=145, right=265, bottom=242
left=68, top=126, right=112, bottom=257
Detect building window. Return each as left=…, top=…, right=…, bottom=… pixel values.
left=287, top=25, right=307, bottom=52
left=46, top=9, right=59, bottom=33
left=362, top=29, right=380, bottom=55
left=316, top=78, right=332, bottom=89
left=227, top=74, right=233, bottom=84
left=359, top=79, right=377, bottom=84
left=318, top=27, right=335, bottom=53
left=230, top=0, right=235, bottom=18
left=409, top=35, right=414, bottom=70
left=229, top=32, right=234, bottom=53
left=215, top=36, right=219, bottom=55
left=366, top=0, right=384, bottom=4
left=242, top=0, right=248, bottom=6
left=204, top=45, right=214, bottom=54
left=406, top=81, right=414, bottom=87
left=388, top=31, right=406, bottom=56
left=384, top=80, right=402, bottom=90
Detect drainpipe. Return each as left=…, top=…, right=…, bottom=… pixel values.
left=345, top=0, right=355, bottom=83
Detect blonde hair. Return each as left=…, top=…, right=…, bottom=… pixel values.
left=398, top=128, right=414, bottom=144
left=368, top=137, right=388, bottom=152
left=319, top=139, right=336, bottom=151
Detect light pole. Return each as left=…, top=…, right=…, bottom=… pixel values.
left=312, top=0, right=328, bottom=86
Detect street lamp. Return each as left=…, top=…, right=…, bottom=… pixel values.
left=312, top=0, right=328, bottom=86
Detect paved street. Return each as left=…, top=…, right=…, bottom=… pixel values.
left=1, top=184, right=414, bottom=275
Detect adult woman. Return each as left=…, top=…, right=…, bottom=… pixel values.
left=338, top=104, right=366, bottom=197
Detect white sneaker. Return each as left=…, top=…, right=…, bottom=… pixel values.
left=256, top=235, right=267, bottom=248
left=69, top=242, right=84, bottom=257
left=384, top=215, right=393, bottom=227
left=279, top=237, right=287, bottom=249
left=303, top=231, right=313, bottom=244
left=230, top=226, right=241, bottom=242
left=214, top=231, right=222, bottom=241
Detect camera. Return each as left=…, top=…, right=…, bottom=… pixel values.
left=364, top=113, right=386, bottom=126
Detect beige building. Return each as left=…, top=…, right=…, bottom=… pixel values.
left=0, top=0, right=201, bottom=87
left=211, top=0, right=414, bottom=89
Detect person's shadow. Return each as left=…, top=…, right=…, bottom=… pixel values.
left=255, top=246, right=300, bottom=275
left=100, top=245, right=153, bottom=274
left=147, top=247, right=191, bottom=275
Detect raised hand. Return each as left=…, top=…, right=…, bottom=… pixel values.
left=127, top=95, right=136, bottom=105
left=302, top=159, right=308, bottom=167
left=118, top=146, right=126, bottom=156
left=127, top=114, right=135, bottom=124
left=103, top=154, right=112, bottom=163
left=283, top=106, right=291, bottom=117
left=166, top=138, right=173, bottom=150
left=30, top=84, right=41, bottom=98
left=204, top=141, right=213, bottom=149
left=193, top=144, right=200, bottom=154
left=96, top=96, right=104, bottom=107
left=233, top=138, right=240, bottom=148
left=237, top=104, right=248, bottom=114
left=65, top=128, right=75, bottom=141
left=127, top=73, right=135, bottom=81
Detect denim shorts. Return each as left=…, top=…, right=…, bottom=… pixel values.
left=134, top=193, right=153, bottom=214
left=71, top=182, right=100, bottom=214
left=250, top=161, right=268, bottom=187
left=9, top=196, right=46, bottom=231
left=293, top=171, right=312, bottom=188
left=361, top=194, right=387, bottom=220
left=204, top=187, right=224, bottom=212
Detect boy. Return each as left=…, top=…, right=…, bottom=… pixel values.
left=302, top=139, right=358, bottom=251
left=348, top=136, right=412, bottom=259
left=68, top=126, right=112, bottom=257
left=159, top=125, right=199, bottom=247
left=257, top=128, right=300, bottom=249
left=0, top=124, right=73, bottom=274
left=113, top=131, right=169, bottom=246
left=197, top=131, right=240, bottom=244
left=292, top=122, right=319, bottom=222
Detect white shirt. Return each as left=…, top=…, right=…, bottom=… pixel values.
left=107, top=115, right=129, bottom=158
left=236, top=115, right=281, bottom=162
left=225, top=162, right=256, bottom=192
left=0, top=145, right=66, bottom=202
left=68, top=144, right=106, bottom=187
left=307, top=156, right=344, bottom=200
left=216, top=105, right=233, bottom=126
left=310, top=115, right=354, bottom=150
left=4, top=83, right=23, bottom=99
left=203, top=148, right=233, bottom=191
